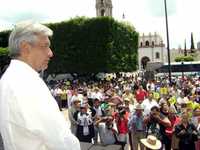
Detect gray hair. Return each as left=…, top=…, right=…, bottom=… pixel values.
left=9, top=21, right=53, bottom=58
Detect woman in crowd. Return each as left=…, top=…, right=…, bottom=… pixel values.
left=174, top=111, right=198, bottom=150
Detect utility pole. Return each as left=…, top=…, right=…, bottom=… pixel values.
left=164, top=0, right=172, bottom=83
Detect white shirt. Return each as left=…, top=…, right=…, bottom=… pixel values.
left=142, top=98, right=159, bottom=116
left=0, top=60, right=80, bottom=150
left=98, top=123, right=116, bottom=145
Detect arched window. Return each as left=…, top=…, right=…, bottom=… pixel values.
left=145, top=41, right=149, bottom=46
left=155, top=52, right=160, bottom=59
left=140, top=42, right=143, bottom=47
left=101, top=0, right=104, bottom=4
left=101, top=9, right=105, bottom=16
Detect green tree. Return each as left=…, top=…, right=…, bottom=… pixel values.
left=174, top=55, right=194, bottom=62
left=0, top=17, right=139, bottom=76
left=0, top=47, right=10, bottom=76
left=46, top=17, right=138, bottom=75
left=0, top=30, right=10, bottom=47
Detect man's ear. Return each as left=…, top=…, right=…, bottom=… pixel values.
left=19, top=41, right=30, bottom=56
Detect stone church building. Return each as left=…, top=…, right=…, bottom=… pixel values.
left=138, top=33, right=167, bottom=70
left=95, top=0, right=167, bottom=71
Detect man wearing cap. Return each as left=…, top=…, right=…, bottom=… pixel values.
left=128, top=104, right=146, bottom=150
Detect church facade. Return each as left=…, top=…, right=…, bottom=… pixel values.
left=138, top=33, right=167, bottom=70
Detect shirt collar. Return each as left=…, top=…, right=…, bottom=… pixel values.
left=11, top=59, right=40, bottom=77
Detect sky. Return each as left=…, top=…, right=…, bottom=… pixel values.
left=0, top=0, right=200, bottom=49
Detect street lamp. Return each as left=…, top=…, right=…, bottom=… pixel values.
left=164, top=0, right=172, bottom=83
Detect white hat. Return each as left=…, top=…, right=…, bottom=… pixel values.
left=140, top=135, right=161, bottom=150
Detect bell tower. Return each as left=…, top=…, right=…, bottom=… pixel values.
left=96, top=0, right=112, bottom=17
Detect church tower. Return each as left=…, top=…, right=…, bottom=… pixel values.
left=96, top=0, right=112, bottom=17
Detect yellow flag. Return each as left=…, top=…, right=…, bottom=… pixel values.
left=168, top=96, right=176, bottom=105
left=153, top=92, right=160, bottom=100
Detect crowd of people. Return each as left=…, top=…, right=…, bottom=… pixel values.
left=49, top=73, right=200, bottom=150
left=1, top=21, right=200, bottom=150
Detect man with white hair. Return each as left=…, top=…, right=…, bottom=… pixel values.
left=0, top=21, right=80, bottom=150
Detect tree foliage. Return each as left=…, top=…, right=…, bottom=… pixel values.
left=0, top=30, right=10, bottom=48
left=0, top=47, right=10, bottom=75
left=0, top=17, right=139, bottom=75
left=46, top=17, right=138, bottom=74
left=175, top=55, right=194, bottom=62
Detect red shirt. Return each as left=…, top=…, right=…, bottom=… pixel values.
left=135, top=89, right=147, bottom=103
left=165, top=116, right=181, bottom=138
left=115, top=113, right=129, bottom=134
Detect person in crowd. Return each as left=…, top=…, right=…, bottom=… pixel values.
left=70, top=89, right=84, bottom=107
left=123, top=98, right=134, bottom=113
left=92, top=98, right=105, bottom=144
left=144, top=106, right=171, bottom=142
left=68, top=98, right=81, bottom=135
left=128, top=104, right=146, bottom=150
left=122, top=87, right=135, bottom=105
left=159, top=102, right=172, bottom=150
left=74, top=102, right=95, bottom=143
left=109, top=89, right=123, bottom=105
left=160, top=83, right=168, bottom=98
left=166, top=108, right=181, bottom=150
left=54, top=85, right=62, bottom=110
left=142, top=92, right=159, bottom=116
left=191, top=107, right=200, bottom=129
left=60, top=85, right=68, bottom=108
left=0, top=21, right=80, bottom=150
left=174, top=111, right=198, bottom=150
left=135, top=85, right=148, bottom=104
left=98, top=116, right=117, bottom=145
left=90, top=87, right=103, bottom=101
left=146, top=80, right=155, bottom=92
left=114, top=105, right=129, bottom=150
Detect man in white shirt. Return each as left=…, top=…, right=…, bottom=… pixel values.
left=0, top=21, right=80, bottom=150
left=142, top=92, right=159, bottom=116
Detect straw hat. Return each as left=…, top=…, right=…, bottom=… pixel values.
left=140, top=135, right=161, bottom=150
